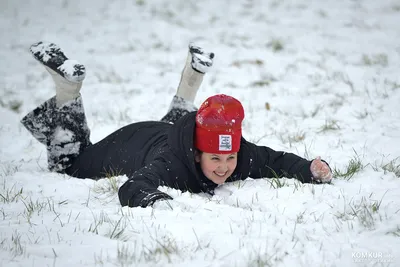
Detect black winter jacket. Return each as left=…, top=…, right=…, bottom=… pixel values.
left=117, top=112, right=314, bottom=208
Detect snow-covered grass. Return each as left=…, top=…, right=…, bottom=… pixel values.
left=1, top=0, right=399, bottom=266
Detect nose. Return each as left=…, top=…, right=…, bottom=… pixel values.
left=217, top=162, right=228, bottom=172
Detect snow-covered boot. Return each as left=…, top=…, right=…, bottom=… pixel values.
left=30, top=41, right=86, bottom=107
left=175, top=43, right=214, bottom=103
left=162, top=43, right=214, bottom=123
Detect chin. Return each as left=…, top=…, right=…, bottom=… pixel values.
left=211, top=173, right=230, bottom=185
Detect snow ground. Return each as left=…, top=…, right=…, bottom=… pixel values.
left=1, top=0, right=399, bottom=266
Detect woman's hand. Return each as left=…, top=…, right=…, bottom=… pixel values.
left=310, top=156, right=332, bottom=183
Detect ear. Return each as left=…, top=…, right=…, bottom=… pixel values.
left=194, top=150, right=201, bottom=163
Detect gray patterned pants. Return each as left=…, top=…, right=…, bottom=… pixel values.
left=21, top=96, right=91, bottom=173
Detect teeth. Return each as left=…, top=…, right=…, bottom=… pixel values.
left=215, top=172, right=226, bottom=177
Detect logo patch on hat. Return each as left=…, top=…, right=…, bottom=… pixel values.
left=219, top=135, right=232, bottom=151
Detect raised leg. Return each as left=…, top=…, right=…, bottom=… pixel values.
left=161, top=43, right=214, bottom=124
left=21, top=42, right=91, bottom=173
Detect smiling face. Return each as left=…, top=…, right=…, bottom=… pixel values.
left=195, top=151, right=238, bottom=185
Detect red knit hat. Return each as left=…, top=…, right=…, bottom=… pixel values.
left=194, top=94, right=245, bottom=154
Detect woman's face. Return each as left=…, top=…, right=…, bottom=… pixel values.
left=195, top=152, right=238, bottom=185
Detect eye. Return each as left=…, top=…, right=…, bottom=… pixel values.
left=211, top=157, right=219, bottom=161
left=228, top=156, right=236, bottom=160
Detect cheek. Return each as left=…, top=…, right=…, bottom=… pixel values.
left=201, top=161, right=217, bottom=173
left=228, top=160, right=237, bottom=170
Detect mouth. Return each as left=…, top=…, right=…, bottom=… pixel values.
left=214, top=171, right=228, bottom=178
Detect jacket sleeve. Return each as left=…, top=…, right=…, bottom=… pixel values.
left=118, top=160, right=173, bottom=208
left=244, top=141, right=314, bottom=183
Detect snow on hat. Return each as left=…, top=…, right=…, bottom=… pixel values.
left=194, top=94, right=245, bottom=154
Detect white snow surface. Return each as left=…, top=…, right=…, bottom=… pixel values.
left=1, top=0, right=400, bottom=266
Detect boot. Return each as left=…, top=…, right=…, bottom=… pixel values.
left=162, top=43, right=215, bottom=123
left=30, top=41, right=86, bottom=107
left=175, top=43, right=214, bottom=103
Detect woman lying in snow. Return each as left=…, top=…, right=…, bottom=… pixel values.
left=21, top=42, right=333, bottom=208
